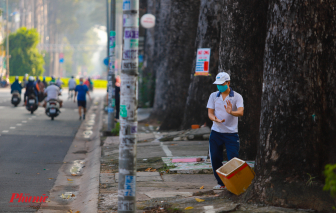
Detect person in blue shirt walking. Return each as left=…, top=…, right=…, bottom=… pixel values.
left=74, top=77, right=92, bottom=120
left=11, top=76, right=23, bottom=95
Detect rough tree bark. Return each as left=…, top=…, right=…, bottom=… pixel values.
left=245, top=1, right=336, bottom=211
left=140, top=0, right=157, bottom=108
left=149, top=0, right=172, bottom=119
left=181, top=0, right=222, bottom=130
left=151, top=0, right=201, bottom=130
left=218, top=0, right=268, bottom=160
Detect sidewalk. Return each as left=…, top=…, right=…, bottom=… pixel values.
left=97, top=121, right=313, bottom=212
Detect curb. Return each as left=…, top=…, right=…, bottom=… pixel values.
left=38, top=98, right=103, bottom=213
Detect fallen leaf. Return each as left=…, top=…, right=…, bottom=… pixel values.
left=75, top=145, right=77, bottom=147
left=185, top=206, right=194, bottom=210
left=71, top=174, right=77, bottom=176
left=67, top=178, right=73, bottom=181
left=195, top=198, right=205, bottom=202
left=150, top=169, right=156, bottom=172
left=64, top=162, right=66, bottom=164
left=102, top=164, right=106, bottom=166
left=48, top=178, right=53, bottom=180
left=37, top=173, right=40, bottom=175
left=145, top=168, right=152, bottom=172
left=71, top=194, right=75, bottom=197
left=200, top=186, right=204, bottom=189
left=75, top=211, right=80, bottom=213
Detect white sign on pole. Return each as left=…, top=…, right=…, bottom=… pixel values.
left=195, top=48, right=211, bottom=76
left=140, top=14, right=155, bottom=29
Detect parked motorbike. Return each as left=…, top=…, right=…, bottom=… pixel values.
left=26, top=95, right=38, bottom=114
left=45, top=99, right=61, bottom=120
left=11, top=91, right=21, bottom=107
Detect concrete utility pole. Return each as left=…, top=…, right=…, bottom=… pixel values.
left=118, top=0, right=139, bottom=212
left=107, top=0, right=116, bottom=130
left=106, top=0, right=110, bottom=60
left=6, top=0, right=9, bottom=78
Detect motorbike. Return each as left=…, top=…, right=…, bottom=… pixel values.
left=45, top=99, right=61, bottom=120
left=11, top=91, right=21, bottom=107
left=26, top=95, right=38, bottom=114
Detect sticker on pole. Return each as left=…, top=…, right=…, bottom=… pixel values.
left=195, top=48, right=211, bottom=76
left=124, top=175, right=136, bottom=197
left=120, top=105, right=127, bottom=118
left=123, top=0, right=138, bottom=11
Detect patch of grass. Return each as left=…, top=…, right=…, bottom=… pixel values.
left=158, top=164, right=177, bottom=173
left=323, top=164, right=336, bottom=197
left=111, top=122, right=120, bottom=136
left=306, top=173, right=316, bottom=186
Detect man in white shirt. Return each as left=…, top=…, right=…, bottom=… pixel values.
left=68, top=76, right=77, bottom=98
left=44, top=80, right=63, bottom=108
left=207, top=72, right=244, bottom=190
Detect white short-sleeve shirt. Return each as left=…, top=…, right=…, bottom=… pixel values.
left=45, top=85, right=60, bottom=101
left=206, top=89, right=244, bottom=133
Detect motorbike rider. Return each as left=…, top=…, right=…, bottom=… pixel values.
left=42, top=76, right=48, bottom=88
left=24, top=76, right=39, bottom=106
left=44, top=79, right=63, bottom=108
left=56, top=77, right=63, bottom=88
left=11, top=76, right=23, bottom=95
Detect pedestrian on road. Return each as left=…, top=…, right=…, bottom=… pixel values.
left=74, top=77, right=92, bottom=120
left=68, top=76, right=77, bottom=99
left=207, top=72, right=244, bottom=190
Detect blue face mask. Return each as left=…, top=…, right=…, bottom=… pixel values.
left=217, top=85, right=228, bottom=93
left=80, top=81, right=83, bottom=85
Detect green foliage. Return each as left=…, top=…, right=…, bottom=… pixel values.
left=3, top=27, right=44, bottom=76
left=111, top=122, right=120, bottom=136
left=323, top=164, right=336, bottom=197
left=306, top=173, right=316, bottom=186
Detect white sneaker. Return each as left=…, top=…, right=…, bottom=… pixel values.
left=213, top=184, right=226, bottom=190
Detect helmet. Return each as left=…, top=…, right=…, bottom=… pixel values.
left=29, top=76, right=35, bottom=81
left=15, top=76, right=19, bottom=80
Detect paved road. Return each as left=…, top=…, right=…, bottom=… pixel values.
left=0, top=88, right=105, bottom=212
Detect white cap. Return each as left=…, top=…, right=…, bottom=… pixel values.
left=29, top=76, right=35, bottom=81
left=213, top=72, right=230, bottom=84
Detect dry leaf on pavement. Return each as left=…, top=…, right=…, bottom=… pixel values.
left=185, top=206, right=194, bottom=210
left=145, top=168, right=152, bottom=172
left=150, top=169, right=156, bottom=172
left=71, top=174, right=77, bottom=176
left=200, top=186, right=204, bottom=189
left=195, top=198, right=205, bottom=202
left=67, top=178, right=73, bottom=181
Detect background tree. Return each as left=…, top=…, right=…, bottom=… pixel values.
left=217, top=0, right=268, bottom=159
left=181, top=0, right=223, bottom=129
left=244, top=0, right=336, bottom=210
left=4, top=27, right=44, bottom=76
left=150, top=0, right=201, bottom=130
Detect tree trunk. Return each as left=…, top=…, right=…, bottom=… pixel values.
left=180, top=0, right=223, bottom=130
left=245, top=1, right=336, bottom=211
left=152, top=0, right=201, bottom=130
left=139, top=0, right=157, bottom=108
left=218, top=0, right=268, bottom=160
